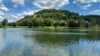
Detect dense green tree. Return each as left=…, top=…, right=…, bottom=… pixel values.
left=0, top=21, right=2, bottom=27
left=2, top=19, right=8, bottom=27
left=8, top=22, right=17, bottom=27
left=90, top=17, right=96, bottom=27
left=54, top=21, right=59, bottom=28
left=68, top=19, right=80, bottom=27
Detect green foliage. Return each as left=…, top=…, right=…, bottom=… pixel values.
left=84, top=15, right=100, bottom=25
left=16, top=9, right=100, bottom=28
left=2, top=19, right=8, bottom=27
left=8, top=22, right=17, bottom=27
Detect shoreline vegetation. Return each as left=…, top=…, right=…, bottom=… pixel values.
left=0, top=9, right=100, bottom=31
left=0, top=26, right=100, bottom=32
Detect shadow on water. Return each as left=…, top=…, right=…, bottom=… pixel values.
left=34, top=28, right=100, bottom=45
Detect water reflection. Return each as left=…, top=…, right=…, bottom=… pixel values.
left=0, top=28, right=99, bottom=56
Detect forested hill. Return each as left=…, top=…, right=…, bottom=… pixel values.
left=34, top=9, right=79, bottom=19
left=16, top=9, right=100, bottom=27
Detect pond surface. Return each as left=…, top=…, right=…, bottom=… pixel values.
left=0, top=28, right=100, bottom=56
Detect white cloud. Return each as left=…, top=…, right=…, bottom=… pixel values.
left=6, top=10, right=40, bottom=22
left=73, top=0, right=99, bottom=10
left=0, top=0, right=9, bottom=11
left=0, top=11, right=5, bottom=20
left=74, top=0, right=100, bottom=3
left=89, top=10, right=100, bottom=15
left=12, top=0, right=25, bottom=5
left=81, top=4, right=92, bottom=10
left=0, top=6, right=9, bottom=11
left=0, top=0, right=9, bottom=21
left=19, top=10, right=39, bottom=17
left=0, top=0, right=40, bottom=22
left=33, top=0, right=69, bottom=9
left=0, top=11, right=4, bottom=16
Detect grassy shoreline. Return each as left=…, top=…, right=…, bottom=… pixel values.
left=0, top=26, right=100, bottom=31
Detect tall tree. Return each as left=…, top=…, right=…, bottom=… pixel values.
left=2, top=19, right=8, bottom=27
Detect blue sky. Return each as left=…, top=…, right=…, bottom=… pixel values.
left=0, top=0, right=100, bottom=22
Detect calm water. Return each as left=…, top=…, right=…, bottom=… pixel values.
left=0, top=28, right=100, bottom=56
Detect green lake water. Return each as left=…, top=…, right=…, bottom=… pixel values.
left=0, top=28, right=100, bottom=56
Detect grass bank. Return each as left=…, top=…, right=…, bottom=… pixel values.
left=0, top=26, right=100, bottom=31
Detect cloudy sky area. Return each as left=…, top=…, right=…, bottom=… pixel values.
left=0, top=0, right=100, bottom=22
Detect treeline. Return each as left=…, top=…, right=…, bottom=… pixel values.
left=2, top=9, right=100, bottom=28
left=0, top=19, right=17, bottom=27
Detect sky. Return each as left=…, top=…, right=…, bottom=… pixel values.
left=0, top=0, right=100, bottom=22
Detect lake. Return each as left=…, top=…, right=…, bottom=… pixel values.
left=0, top=28, right=100, bottom=56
